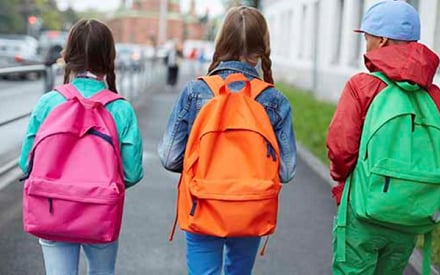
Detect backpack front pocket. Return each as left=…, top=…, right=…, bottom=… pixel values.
left=365, top=159, right=440, bottom=233
left=186, top=178, right=281, bottom=237
left=23, top=178, right=124, bottom=243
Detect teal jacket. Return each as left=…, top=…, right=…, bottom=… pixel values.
left=19, top=77, right=144, bottom=188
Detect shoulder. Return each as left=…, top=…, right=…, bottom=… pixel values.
left=106, top=97, right=137, bottom=119
left=427, top=84, right=440, bottom=111
left=34, top=90, right=65, bottom=113
left=41, top=90, right=66, bottom=104
left=347, top=72, right=386, bottom=91
left=256, top=83, right=290, bottom=110
left=344, top=72, right=387, bottom=101
left=184, top=78, right=215, bottom=99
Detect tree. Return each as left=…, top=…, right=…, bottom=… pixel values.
left=62, top=7, right=79, bottom=30
left=0, top=0, right=25, bottom=33
left=35, top=0, right=63, bottom=30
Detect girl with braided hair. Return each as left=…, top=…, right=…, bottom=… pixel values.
left=158, top=6, right=296, bottom=275
left=19, top=18, right=143, bottom=275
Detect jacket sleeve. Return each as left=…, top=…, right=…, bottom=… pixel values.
left=19, top=92, right=57, bottom=173
left=157, top=86, right=191, bottom=173
left=428, top=84, right=440, bottom=112
left=275, top=95, right=297, bottom=183
left=19, top=109, right=42, bottom=173
left=326, top=78, right=363, bottom=183
left=119, top=103, right=144, bottom=188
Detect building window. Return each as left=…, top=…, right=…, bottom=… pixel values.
left=285, top=9, right=292, bottom=57
left=333, top=0, right=345, bottom=64
left=298, top=4, right=307, bottom=59
left=351, top=0, right=365, bottom=67
left=270, top=16, right=280, bottom=56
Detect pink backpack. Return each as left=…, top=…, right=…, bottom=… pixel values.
left=22, top=84, right=125, bottom=243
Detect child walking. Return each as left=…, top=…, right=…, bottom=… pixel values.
left=158, top=6, right=296, bottom=275
left=19, top=19, right=143, bottom=275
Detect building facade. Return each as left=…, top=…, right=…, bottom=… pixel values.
left=107, top=0, right=207, bottom=46
left=262, top=0, right=440, bottom=102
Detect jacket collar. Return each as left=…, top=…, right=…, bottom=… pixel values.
left=209, top=61, right=260, bottom=79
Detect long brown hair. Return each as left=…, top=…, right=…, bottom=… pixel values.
left=208, top=6, right=274, bottom=84
left=63, top=19, right=118, bottom=93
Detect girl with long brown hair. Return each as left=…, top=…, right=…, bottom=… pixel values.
left=19, top=19, right=143, bottom=275
left=159, top=6, right=296, bottom=275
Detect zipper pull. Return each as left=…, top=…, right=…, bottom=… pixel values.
left=383, top=177, right=390, bottom=193
left=48, top=198, right=53, bottom=214
left=411, top=114, right=416, bottom=132
left=266, top=142, right=277, bottom=161
left=190, top=200, right=197, bottom=216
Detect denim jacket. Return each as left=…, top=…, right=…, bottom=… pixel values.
left=158, top=61, right=296, bottom=183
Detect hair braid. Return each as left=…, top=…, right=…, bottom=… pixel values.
left=261, top=53, right=273, bottom=84
left=63, top=67, right=71, bottom=84
left=106, top=63, right=118, bottom=93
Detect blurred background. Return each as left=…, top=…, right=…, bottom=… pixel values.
left=1, top=0, right=439, bottom=94
left=0, top=1, right=439, bottom=273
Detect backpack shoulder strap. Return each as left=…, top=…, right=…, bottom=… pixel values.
left=55, top=84, right=83, bottom=100
left=370, top=72, right=394, bottom=86
left=55, top=85, right=124, bottom=106
left=199, top=75, right=273, bottom=98
left=250, top=78, right=273, bottom=99
left=90, top=90, right=125, bottom=106
left=198, top=75, right=224, bottom=97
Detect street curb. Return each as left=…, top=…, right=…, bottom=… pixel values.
left=295, top=142, right=438, bottom=275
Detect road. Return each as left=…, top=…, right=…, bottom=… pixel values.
left=0, top=62, right=419, bottom=274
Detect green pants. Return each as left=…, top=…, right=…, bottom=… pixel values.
left=333, top=206, right=417, bottom=275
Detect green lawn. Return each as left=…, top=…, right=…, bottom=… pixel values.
left=277, top=83, right=335, bottom=165
left=277, top=82, right=440, bottom=267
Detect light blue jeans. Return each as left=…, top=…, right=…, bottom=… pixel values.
left=39, top=239, right=118, bottom=275
left=185, top=232, right=261, bottom=275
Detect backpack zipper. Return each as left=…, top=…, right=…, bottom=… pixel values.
left=266, top=142, right=277, bottom=161
left=88, top=129, right=114, bottom=147
left=383, top=177, right=390, bottom=193
left=190, top=200, right=197, bottom=216
left=411, top=114, right=416, bottom=132
left=48, top=198, right=53, bottom=214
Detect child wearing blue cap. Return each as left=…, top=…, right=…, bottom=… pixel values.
left=327, top=1, right=440, bottom=274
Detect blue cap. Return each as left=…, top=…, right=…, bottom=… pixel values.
left=355, top=0, right=420, bottom=41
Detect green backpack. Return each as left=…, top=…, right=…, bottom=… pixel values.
left=335, top=72, right=440, bottom=274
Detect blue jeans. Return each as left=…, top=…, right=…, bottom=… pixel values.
left=185, top=232, right=261, bottom=275
left=39, top=239, right=118, bottom=275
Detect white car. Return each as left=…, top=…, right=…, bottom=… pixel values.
left=0, top=34, right=42, bottom=79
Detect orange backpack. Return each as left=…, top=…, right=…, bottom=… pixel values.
left=169, top=73, right=281, bottom=242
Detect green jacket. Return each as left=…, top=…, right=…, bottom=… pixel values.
left=19, top=77, right=144, bottom=188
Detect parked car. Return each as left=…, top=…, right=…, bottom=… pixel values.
left=115, top=43, right=147, bottom=72
left=0, top=34, right=43, bottom=79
